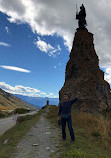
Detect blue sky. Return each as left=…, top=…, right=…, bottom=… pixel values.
left=0, top=0, right=111, bottom=98
left=0, top=11, right=69, bottom=98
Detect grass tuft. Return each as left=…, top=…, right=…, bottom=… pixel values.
left=91, top=131, right=101, bottom=138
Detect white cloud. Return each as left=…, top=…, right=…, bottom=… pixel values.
left=35, top=37, right=54, bottom=52
left=0, top=0, right=111, bottom=66
left=49, top=93, right=53, bottom=96
left=0, top=42, right=10, bottom=46
left=34, top=37, right=61, bottom=57
left=53, top=95, right=59, bottom=98
left=104, top=67, right=111, bottom=84
left=0, top=82, right=58, bottom=98
left=0, top=65, right=31, bottom=73
left=56, top=45, right=61, bottom=52
left=40, top=92, right=46, bottom=95
left=5, top=26, right=9, bottom=33
left=59, top=63, right=61, bottom=66
left=14, top=85, right=41, bottom=93
left=54, top=66, right=57, bottom=69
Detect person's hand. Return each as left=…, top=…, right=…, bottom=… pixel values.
left=58, top=116, right=60, bottom=121
left=58, top=117, right=61, bottom=126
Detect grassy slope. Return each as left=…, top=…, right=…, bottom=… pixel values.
left=46, top=105, right=111, bottom=158
left=0, top=88, right=37, bottom=111
left=0, top=109, right=44, bottom=158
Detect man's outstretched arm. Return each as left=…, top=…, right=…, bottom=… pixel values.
left=69, top=92, right=80, bottom=105
left=69, top=97, right=78, bottom=105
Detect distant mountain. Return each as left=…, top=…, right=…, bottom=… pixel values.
left=0, top=88, right=38, bottom=111
left=14, top=94, right=59, bottom=108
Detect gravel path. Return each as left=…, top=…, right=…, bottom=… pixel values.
left=11, top=107, right=61, bottom=158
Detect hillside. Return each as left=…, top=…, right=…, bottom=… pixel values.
left=14, top=94, right=59, bottom=108
left=0, top=88, right=37, bottom=111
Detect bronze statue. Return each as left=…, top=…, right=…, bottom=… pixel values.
left=76, top=4, right=87, bottom=30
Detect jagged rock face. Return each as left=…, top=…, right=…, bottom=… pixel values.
left=59, top=29, right=111, bottom=113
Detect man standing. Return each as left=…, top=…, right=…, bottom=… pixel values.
left=58, top=92, right=80, bottom=142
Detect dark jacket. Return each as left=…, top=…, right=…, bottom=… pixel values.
left=58, top=97, right=77, bottom=116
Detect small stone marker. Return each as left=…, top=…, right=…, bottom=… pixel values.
left=28, top=134, right=35, bottom=136
left=33, top=144, right=39, bottom=146
left=46, top=147, right=50, bottom=150
left=3, top=139, right=9, bottom=144
left=46, top=132, right=51, bottom=134
left=47, top=100, right=49, bottom=105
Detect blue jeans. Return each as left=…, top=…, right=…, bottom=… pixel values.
left=61, top=115, right=75, bottom=141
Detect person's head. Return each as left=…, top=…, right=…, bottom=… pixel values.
left=80, top=4, right=84, bottom=10
left=62, top=94, right=69, bottom=102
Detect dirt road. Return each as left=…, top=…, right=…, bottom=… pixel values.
left=11, top=108, right=61, bottom=158
left=0, top=111, right=38, bottom=136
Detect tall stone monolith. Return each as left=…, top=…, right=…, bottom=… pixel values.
left=59, top=28, right=111, bottom=113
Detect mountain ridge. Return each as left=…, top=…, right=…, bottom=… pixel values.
left=0, top=88, right=38, bottom=111
left=14, top=94, right=59, bottom=108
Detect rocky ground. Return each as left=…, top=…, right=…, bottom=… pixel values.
left=11, top=107, right=61, bottom=158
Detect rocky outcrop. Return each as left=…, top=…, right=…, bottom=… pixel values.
left=59, top=29, right=111, bottom=113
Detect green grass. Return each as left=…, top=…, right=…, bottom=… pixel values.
left=46, top=105, right=111, bottom=158
left=12, top=108, right=30, bottom=114
left=0, top=112, right=5, bottom=118
left=0, top=109, right=44, bottom=158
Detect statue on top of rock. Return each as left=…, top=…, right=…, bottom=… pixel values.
left=76, top=4, right=87, bottom=30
